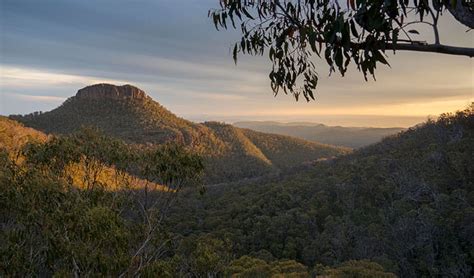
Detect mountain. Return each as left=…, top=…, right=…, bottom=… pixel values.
left=170, top=107, right=474, bottom=277
left=10, top=84, right=349, bottom=183
left=234, top=121, right=405, bottom=148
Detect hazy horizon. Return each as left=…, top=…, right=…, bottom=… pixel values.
left=1, top=0, right=472, bottom=127
left=187, top=113, right=425, bottom=128
left=1, top=84, right=430, bottom=128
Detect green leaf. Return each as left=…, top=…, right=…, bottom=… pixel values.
left=374, top=50, right=390, bottom=66
left=241, top=7, right=255, bottom=20
left=233, top=44, right=238, bottom=64
left=350, top=20, right=359, bottom=37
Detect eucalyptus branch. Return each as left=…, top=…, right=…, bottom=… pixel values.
left=210, top=0, right=474, bottom=100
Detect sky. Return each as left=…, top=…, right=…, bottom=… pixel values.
left=0, top=0, right=472, bottom=127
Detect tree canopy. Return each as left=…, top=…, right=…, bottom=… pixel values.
left=209, top=0, right=474, bottom=101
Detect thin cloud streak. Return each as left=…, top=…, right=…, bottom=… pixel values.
left=6, top=93, right=66, bottom=103
left=1, top=66, right=131, bottom=88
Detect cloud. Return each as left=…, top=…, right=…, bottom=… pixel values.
left=6, top=93, right=66, bottom=103
left=184, top=92, right=247, bottom=101
left=0, top=65, right=131, bottom=88
left=1, top=0, right=472, bottom=127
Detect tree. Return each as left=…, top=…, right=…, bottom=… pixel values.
left=1, top=129, right=205, bottom=276
left=225, top=256, right=309, bottom=277
left=209, top=0, right=474, bottom=101
left=318, top=260, right=397, bottom=277
left=120, top=143, right=205, bottom=277
left=174, top=235, right=232, bottom=276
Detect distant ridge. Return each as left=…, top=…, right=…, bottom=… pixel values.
left=234, top=121, right=405, bottom=148
left=11, top=84, right=349, bottom=184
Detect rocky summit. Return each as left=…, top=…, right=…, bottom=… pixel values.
left=76, top=84, right=148, bottom=100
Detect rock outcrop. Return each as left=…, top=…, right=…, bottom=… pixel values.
left=76, top=84, right=148, bottom=100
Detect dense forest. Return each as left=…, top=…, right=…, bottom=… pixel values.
left=0, top=116, right=392, bottom=277
left=2, top=104, right=473, bottom=276
left=170, top=107, right=474, bottom=277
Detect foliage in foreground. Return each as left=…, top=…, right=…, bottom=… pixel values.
left=0, top=127, right=371, bottom=277
left=0, top=129, right=204, bottom=276
left=210, top=0, right=474, bottom=100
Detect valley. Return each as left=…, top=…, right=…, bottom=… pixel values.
left=234, top=121, right=405, bottom=148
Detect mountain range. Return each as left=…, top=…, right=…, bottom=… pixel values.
left=10, top=84, right=349, bottom=184
left=234, top=121, right=405, bottom=148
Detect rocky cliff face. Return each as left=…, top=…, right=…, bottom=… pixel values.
left=76, top=84, right=148, bottom=100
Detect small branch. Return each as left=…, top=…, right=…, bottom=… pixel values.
left=394, top=18, right=414, bottom=42
left=432, top=22, right=440, bottom=45
left=275, top=1, right=303, bottom=28
left=401, top=21, right=434, bottom=28
left=385, top=42, right=474, bottom=57
left=428, top=7, right=441, bottom=44
left=346, top=38, right=473, bottom=57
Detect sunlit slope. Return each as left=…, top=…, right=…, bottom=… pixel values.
left=0, top=116, right=49, bottom=153
left=0, top=117, right=164, bottom=191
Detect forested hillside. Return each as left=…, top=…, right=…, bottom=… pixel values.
left=0, top=119, right=207, bottom=276
left=1, top=111, right=388, bottom=277
left=11, top=84, right=348, bottom=184
left=169, top=108, right=474, bottom=277
left=2, top=104, right=472, bottom=276
left=234, top=121, right=404, bottom=148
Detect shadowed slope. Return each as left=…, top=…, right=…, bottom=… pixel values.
left=241, top=128, right=350, bottom=169
left=170, top=107, right=474, bottom=277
